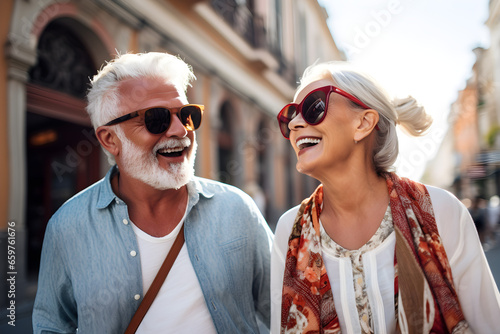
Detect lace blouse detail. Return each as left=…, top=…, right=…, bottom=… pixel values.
left=320, top=205, right=393, bottom=334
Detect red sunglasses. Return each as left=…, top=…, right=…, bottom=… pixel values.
left=277, top=85, right=370, bottom=139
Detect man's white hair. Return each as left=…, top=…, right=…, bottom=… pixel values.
left=86, top=52, right=196, bottom=165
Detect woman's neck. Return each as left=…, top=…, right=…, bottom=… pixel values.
left=320, top=167, right=386, bottom=213
left=318, top=167, right=390, bottom=250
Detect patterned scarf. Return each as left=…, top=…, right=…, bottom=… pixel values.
left=281, top=173, right=470, bottom=334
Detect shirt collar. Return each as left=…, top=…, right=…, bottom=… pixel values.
left=189, top=177, right=215, bottom=200
left=96, top=165, right=120, bottom=209
left=96, top=165, right=214, bottom=209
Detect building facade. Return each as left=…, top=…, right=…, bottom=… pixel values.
left=423, top=0, right=500, bottom=200
left=0, top=0, right=343, bottom=308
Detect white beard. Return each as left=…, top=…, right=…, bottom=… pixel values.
left=114, top=126, right=197, bottom=190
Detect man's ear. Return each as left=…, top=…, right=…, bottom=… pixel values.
left=353, top=109, right=379, bottom=142
left=96, top=126, right=120, bottom=157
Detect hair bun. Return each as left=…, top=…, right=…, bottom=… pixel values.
left=392, top=96, right=432, bottom=136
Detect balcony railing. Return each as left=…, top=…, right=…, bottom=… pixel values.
left=210, top=0, right=297, bottom=85
left=211, top=0, right=268, bottom=49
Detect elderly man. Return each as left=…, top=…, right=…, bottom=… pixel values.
left=33, top=52, right=273, bottom=333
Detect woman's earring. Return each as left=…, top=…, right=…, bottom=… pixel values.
left=354, top=140, right=358, bottom=144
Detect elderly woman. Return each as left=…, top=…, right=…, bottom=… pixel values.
left=271, top=62, right=500, bottom=333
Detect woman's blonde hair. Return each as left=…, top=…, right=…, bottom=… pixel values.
left=297, top=61, right=432, bottom=173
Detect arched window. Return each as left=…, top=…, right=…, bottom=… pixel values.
left=26, top=20, right=100, bottom=278
left=29, top=21, right=96, bottom=99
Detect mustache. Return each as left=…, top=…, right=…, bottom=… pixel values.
left=153, top=137, right=191, bottom=152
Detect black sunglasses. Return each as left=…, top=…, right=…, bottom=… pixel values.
left=104, top=104, right=204, bottom=135
left=277, top=85, right=369, bottom=139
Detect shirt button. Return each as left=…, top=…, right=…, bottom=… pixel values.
left=123, top=219, right=129, bottom=225
left=134, top=294, right=141, bottom=300
left=130, top=250, right=137, bottom=257
left=115, top=199, right=120, bottom=204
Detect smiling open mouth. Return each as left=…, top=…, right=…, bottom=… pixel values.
left=157, top=147, right=185, bottom=158
left=296, top=138, right=321, bottom=150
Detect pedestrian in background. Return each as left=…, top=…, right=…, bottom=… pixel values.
left=469, top=196, right=487, bottom=244
left=486, top=195, right=500, bottom=247
left=271, top=61, right=500, bottom=333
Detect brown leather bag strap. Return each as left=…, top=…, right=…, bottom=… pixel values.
left=124, top=225, right=185, bottom=334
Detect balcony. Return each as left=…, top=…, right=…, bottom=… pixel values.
left=210, top=0, right=261, bottom=49
left=206, top=0, right=296, bottom=86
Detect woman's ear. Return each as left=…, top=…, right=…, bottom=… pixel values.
left=96, top=126, right=120, bottom=157
left=353, top=109, right=379, bottom=142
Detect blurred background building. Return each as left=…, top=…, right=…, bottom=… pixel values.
left=423, top=0, right=500, bottom=202
left=0, top=0, right=344, bottom=312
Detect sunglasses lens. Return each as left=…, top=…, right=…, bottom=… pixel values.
left=180, top=106, right=202, bottom=131
left=145, top=108, right=170, bottom=134
left=302, top=91, right=327, bottom=125
left=278, top=105, right=298, bottom=139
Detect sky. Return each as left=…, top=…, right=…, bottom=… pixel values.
left=317, top=0, right=490, bottom=181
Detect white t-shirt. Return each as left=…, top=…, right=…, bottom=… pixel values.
left=131, top=211, right=217, bottom=334
left=271, top=185, right=500, bottom=334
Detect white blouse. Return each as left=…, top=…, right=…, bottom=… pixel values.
left=271, top=185, right=500, bottom=334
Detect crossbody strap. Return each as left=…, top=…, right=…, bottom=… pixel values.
left=124, top=225, right=185, bottom=334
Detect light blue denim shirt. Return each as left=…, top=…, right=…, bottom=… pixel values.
left=33, top=166, right=273, bottom=333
